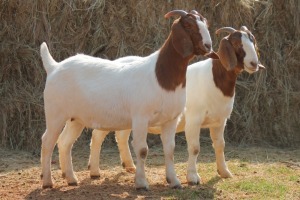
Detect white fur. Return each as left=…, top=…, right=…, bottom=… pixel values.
left=60, top=28, right=263, bottom=185
left=40, top=11, right=215, bottom=188
left=196, top=16, right=212, bottom=49
left=241, top=32, right=259, bottom=73
left=41, top=44, right=187, bottom=189
left=61, top=57, right=234, bottom=185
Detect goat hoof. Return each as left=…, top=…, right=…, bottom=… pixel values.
left=90, top=175, right=100, bottom=179
left=217, top=169, right=233, bottom=178
left=186, top=173, right=201, bottom=185
left=136, top=186, right=149, bottom=191
left=125, top=167, right=136, bottom=174
left=188, top=180, right=200, bottom=186
left=68, top=182, right=78, bottom=186
left=42, top=184, right=53, bottom=189
left=122, top=162, right=126, bottom=168
left=87, top=165, right=90, bottom=170
left=166, top=177, right=171, bottom=184
left=171, top=184, right=182, bottom=189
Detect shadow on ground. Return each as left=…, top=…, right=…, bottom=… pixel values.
left=25, top=172, right=221, bottom=200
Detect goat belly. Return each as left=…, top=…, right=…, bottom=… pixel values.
left=148, top=86, right=186, bottom=127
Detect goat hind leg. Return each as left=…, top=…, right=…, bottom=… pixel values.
left=57, top=120, right=84, bottom=185
left=41, top=118, right=66, bottom=189
left=115, top=130, right=135, bottom=173
left=88, top=130, right=109, bottom=178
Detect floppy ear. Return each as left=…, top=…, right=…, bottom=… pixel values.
left=217, top=38, right=237, bottom=71
left=171, top=21, right=193, bottom=58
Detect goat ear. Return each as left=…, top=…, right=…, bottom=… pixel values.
left=205, top=51, right=219, bottom=59
left=171, top=22, right=193, bottom=58
left=217, top=38, right=237, bottom=71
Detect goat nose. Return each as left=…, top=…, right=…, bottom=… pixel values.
left=250, top=61, right=257, bottom=67
left=204, top=43, right=211, bottom=51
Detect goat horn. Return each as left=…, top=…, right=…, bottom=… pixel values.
left=165, top=10, right=188, bottom=19
left=240, top=26, right=249, bottom=31
left=215, top=27, right=236, bottom=35
left=190, top=10, right=199, bottom=15
left=241, top=26, right=249, bottom=31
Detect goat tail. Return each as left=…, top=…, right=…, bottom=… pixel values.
left=40, top=42, right=57, bottom=74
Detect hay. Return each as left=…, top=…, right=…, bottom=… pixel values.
left=0, top=0, right=299, bottom=150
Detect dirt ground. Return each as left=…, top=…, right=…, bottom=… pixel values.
left=0, top=138, right=300, bottom=200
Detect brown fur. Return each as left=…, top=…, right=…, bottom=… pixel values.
left=155, top=13, right=209, bottom=91
left=213, top=31, right=247, bottom=97
left=193, top=148, right=199, bottom=155
left=212, top=59, right=238, bottom=97
left=139, top=147, right=148, bottom=159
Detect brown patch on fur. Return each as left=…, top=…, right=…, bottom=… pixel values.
left=155, top=12, right=209, bottom=91
left=212, top=59, right=237, bottom=97
left=193, top=148, right=199, bottom=155
left=155, top=26, right=192, bottom=91
left=213, top=31, right=248, bottom=97
left=139, top=147, right=148, bottom=159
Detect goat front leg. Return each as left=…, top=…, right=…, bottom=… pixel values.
left=185, top=113, right=202, bottom=185
left=131, top=118, right=149, bottom=190
left=88, top=129, right=109, bottom=178
left=57, top=120, right=84, bottom=185
left=209, top=122, right=233, bottom=178
left=115, top=130, right=135, bottom=173
left=160, top=119, right=181, bottom=189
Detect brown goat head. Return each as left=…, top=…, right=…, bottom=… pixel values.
left=216, top=26, right=265, bottom=73
left=165, top=10, right=215, bottom=58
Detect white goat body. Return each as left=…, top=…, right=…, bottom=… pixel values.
left=43, top=52, right=185, bottom=130
left=86, top=58, right=234, bottom=181
left=58, top=26, right=265, bottom=186
left=41, top=9, right=214, bottom=189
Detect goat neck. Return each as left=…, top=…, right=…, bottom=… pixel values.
left=155, top=32, right=194, bottom=91
left=212, top=59, right=239, bottom=97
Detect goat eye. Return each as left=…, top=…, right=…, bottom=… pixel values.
left=248, top=33, right=255, bottom=43
left=184, top=23, right=192, bottom=29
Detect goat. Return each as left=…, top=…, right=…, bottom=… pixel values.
left=40, top=9, right=216, bottom=190
left=58, top=26, right=264, bottom=186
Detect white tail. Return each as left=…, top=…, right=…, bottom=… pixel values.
left=40, top=42, right=57, bottom=74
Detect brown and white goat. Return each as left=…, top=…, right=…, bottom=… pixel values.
left=40, top=10, right=216, bottom=190
left=58, top=26, right=264, bottom=185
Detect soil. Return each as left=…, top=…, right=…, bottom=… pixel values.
left=0, top=139, right=299, bottom=200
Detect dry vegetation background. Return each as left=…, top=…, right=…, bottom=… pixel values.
left=0, top=0, right=299, bottom=150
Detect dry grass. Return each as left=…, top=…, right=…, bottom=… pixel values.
left=0, top=0, right=299, bottom=150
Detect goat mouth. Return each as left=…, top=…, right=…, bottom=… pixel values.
left=195, top=48, right=208, bottom=56
left=244, top=66, right=258, bottom=73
